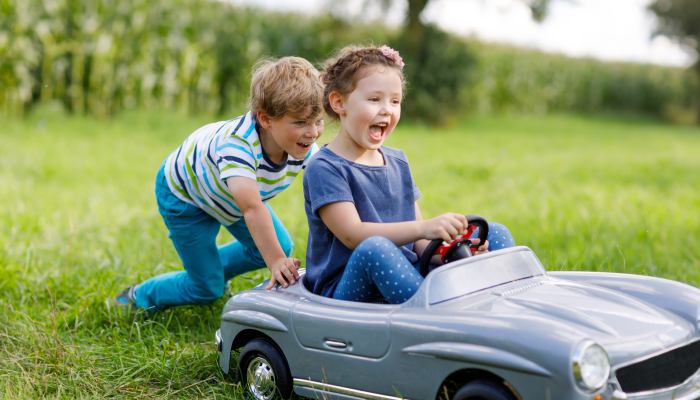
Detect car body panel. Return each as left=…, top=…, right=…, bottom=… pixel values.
left=292, top=301, right=391, bottom=358
left=218, top=246, right=700, bottom=400
left=222, top=309, right=288, bottom=332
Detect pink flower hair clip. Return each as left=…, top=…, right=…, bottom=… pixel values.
left=379, top=45, right=405, bottom=69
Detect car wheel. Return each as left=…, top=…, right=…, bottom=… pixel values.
left=238, top=339, right=292, bottom=400
left=452, top=380, right=516, bottom=400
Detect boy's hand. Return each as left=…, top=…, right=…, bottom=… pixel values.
left=421, top=213, right=469, bottom=243
left=266, top=258, right=302, bottom=290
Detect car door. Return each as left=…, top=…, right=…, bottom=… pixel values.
left=291, top=298, right=397, bottom=393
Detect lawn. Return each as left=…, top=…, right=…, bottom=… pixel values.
left=1, top=111, right=699, bottom=398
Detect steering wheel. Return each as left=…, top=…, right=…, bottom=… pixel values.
left=418, top=215, right=489, bottom=278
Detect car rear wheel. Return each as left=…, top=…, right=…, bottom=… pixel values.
left=452, top=380, right=516, bottom=400
left=238, top=339, right=292, bottom=400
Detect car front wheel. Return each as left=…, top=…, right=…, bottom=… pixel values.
left=452, top=380, right=516, bottom=400
left=238, top=339, right=292, bottom=400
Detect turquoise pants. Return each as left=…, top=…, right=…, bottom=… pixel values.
left=134, top=164, right=293, bottom=310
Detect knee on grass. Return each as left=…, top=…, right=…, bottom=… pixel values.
left=190, top=284, right=225, bottom=304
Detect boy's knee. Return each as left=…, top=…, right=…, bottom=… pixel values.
left=191, top=284, right=225, bottom=304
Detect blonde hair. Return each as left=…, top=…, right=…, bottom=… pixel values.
left=320, top=45, right=407, bottom=121
left=249, top=56, right=324, bottom=120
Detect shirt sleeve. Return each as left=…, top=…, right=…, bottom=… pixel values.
left=413, top=182, right=422, bottom=202
left=303, top=158, right=354, bottom=217
left=216, top=135, right=257, bottom=181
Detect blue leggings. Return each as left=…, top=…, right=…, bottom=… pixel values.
left=333, top=222, right=515, bottom=304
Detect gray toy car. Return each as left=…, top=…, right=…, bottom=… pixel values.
left=216, top=246, right=700, bottom=400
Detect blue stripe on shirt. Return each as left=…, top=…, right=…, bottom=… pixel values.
left=243, top=122, right=255, bottom=139
left=217, top=143, right=255, bottom=159
left=201, top=165, right=243, bottom=216
left=259, top=184, right=290, bottom=197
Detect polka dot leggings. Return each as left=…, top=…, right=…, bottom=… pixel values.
left=332, top=222, right=515, bottom=304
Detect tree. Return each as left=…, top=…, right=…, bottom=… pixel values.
left=336, top=0, right=556, bottom=123
left=354, top=0, right=554, bottom=60
left=648, top=0, right=700, bottom=123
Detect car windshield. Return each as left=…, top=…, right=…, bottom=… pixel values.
left=428, top=248, right=546, bottom=304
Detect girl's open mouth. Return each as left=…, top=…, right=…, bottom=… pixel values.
left=368, top=123, right=387, bottom=142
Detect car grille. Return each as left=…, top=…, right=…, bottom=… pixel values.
left=615, top=340, right=700, bottom=393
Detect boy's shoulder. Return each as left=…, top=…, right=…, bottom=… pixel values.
left=223, top=112, right=257, bottom=143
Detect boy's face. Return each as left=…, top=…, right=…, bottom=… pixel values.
left=257, top=108, right=324, bottom=160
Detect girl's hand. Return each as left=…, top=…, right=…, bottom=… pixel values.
left=421, top=213, right=469, bottom=243
left=470, top=238, right=490, bottom=255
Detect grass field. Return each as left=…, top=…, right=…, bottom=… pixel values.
left=1, top=111, right=699, bottom=398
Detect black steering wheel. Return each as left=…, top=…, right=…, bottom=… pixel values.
left=418, top=215, right=489, bottom=278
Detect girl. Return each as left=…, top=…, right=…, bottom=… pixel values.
left=302, top=45, right=515, bottom=304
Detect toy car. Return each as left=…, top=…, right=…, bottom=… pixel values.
left=216, top=221, right=700, bottom=400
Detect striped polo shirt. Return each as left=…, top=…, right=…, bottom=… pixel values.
left=164, top=112, right=319, bottom=226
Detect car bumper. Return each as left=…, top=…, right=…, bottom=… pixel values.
left=215, top=329, right=222, bottom=353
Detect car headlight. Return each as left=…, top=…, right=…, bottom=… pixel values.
left=572, top=340, right=610, bottom=391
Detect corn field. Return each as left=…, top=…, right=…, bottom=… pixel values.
left=0, top=0, right=390, bottom=117
left=0, top=0, right=696, bottom=120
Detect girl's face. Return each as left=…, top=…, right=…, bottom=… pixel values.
left=339, top=67, right=402, bottom=151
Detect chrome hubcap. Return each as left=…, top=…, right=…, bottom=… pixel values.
left=246, top=357, right=276, bottom=400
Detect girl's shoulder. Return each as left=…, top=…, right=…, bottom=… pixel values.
left=304, top=146, right=344, bottom=176
left=380, top=146, right=410, bottom=165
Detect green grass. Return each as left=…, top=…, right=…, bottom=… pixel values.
left=1, top=111, right=699, bottom=398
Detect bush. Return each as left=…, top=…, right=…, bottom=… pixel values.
left=468, top=42, right=697, bottom=118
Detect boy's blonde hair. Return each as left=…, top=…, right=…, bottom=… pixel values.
left=249, top=57, right=324, bottom=120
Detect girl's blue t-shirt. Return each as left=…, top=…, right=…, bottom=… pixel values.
left=303, top=145, right=422, bottom=297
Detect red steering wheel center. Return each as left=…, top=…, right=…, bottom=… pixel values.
left=434, top=225, right=479, bottom=263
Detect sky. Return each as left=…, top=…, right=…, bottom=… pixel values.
left=230, top=0, right=696, bottom=68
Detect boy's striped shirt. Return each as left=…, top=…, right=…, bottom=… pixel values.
left=165, top=112, right=319, bottom=225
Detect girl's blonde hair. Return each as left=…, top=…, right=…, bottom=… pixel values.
left=320, top=45, right=407, bottom=121
left=249, top=56, right=324, bottom=120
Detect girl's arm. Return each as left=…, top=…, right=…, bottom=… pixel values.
left=317, top=201, right=469, bottom=250
left=413, top=202, right=490, bottom=259
left=412, top=202, right=432, bottom=258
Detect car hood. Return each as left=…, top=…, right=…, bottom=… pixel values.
left=441, top=278, right=695, bottom=365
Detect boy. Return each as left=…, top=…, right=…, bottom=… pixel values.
left=115, top=57, right=324, bottom=310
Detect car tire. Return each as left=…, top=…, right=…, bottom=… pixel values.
left=452, top=380, right=516, bottom=400
left=238, top=339, right=293, bottom=400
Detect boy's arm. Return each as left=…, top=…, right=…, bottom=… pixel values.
left=317, top=201, right=468, bottom=250
left=226, top=177, right=301, bottom=290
